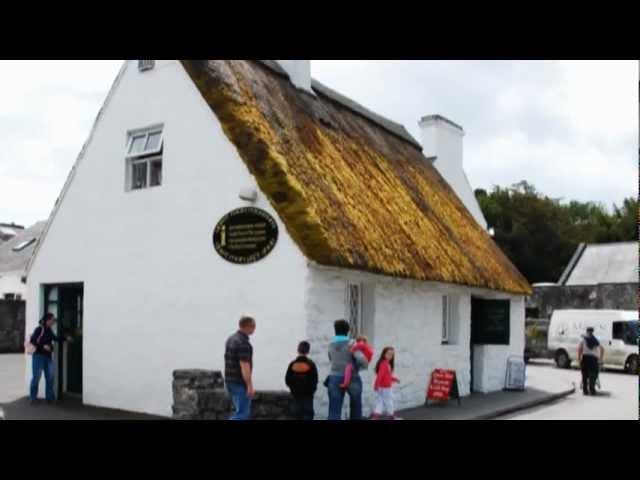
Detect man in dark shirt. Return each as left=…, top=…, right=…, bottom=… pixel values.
left=224, top=316, right=256, bottom=420
left=285, top=341, right=318, bottom=420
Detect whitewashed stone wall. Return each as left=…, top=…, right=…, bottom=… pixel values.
left=306, top=265, right=475, bottom=419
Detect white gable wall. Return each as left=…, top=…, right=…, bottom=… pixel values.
left=26, top=60, right=308, bottom=416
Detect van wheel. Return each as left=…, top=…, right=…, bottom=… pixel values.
left=625, top=355, right=638, bottom=375
left=555, top=350, right=571, bottom=369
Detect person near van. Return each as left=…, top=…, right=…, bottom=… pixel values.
left=285, top=341, right=318, bottom=420
left=28, top=313, right=70, bottom=404
left=224, top=316, right=256, bottom=420
left=326, top=319, right=369, bottom=420
left=578, top=327, right=604, bottom=395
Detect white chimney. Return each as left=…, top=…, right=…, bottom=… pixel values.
left=418, top=114, right=488, bottom=229
left=275, top=60, right=313, bottom=93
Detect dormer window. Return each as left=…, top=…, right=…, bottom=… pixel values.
left=12, top=238, right=36, bottom=252
left=126, top=126, right=163, bottom=191
left=138, top=60, right=155, bottom=72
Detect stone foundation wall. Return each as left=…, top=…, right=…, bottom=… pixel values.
left=172, top=369, right=294, bottom=420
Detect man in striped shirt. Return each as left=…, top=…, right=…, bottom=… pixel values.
left=224, top=316, right=256, bottom=420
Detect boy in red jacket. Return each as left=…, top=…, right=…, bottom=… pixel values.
left=339, top=335, right=374, bottom=389
left=372, top=346, right=400, bottom=420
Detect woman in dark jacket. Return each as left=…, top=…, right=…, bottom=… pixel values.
left=28, top=313, right=68, bottom=404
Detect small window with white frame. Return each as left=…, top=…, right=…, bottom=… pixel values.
left=126, top=126, right=163, bottom=191
left=345, top=282, right=363, bottom=337
left=138, top=60, right=155, bottom=72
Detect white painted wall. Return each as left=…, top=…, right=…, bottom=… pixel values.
left=305, top=264, right=525, bottom=419
left=419, top=115, right=488, bottom=229
left=26, top=60, right=308, bottom=417
left=0, top=271, right=25, bottom=298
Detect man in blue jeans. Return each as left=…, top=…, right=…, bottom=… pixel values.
left=224, top=316, right=256, bottom=420
left=327, top=319, right=369, bottom=420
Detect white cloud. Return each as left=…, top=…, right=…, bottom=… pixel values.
left=0, top=60, right=637, bottom=227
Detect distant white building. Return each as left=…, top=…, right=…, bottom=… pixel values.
left=0, top=222, right=23, bottom=244
left=528, top=241, right=639, bottom=319
left=0, top=222, right=45, bottom=300
left=24, top=60, right=530, bottom=417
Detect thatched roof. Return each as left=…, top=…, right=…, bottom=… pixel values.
left=182, top=60, right=531, bottom=295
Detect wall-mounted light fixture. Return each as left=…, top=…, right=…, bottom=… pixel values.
left=488, top=227, right=495, bottom=237
left=239, top=187, right=257, bottom=203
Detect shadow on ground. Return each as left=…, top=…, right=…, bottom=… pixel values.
left=0, top=396, right=166, bottom=420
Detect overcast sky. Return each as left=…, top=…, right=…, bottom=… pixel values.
left=0, top=60, right=637, bottom=227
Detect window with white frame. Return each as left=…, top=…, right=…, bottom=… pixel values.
left=126, top=126, right=163, bottom=191
left=345, top=282, right=363, bottom=337
left=442, top=295, right=453, bottom=344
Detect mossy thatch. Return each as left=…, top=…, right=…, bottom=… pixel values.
left=182, top=60, right=532, bottom=295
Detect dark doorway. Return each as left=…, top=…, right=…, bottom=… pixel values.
left=44, top=283, right=83, bottom=398
left=470, top=297, right=511, bottom=393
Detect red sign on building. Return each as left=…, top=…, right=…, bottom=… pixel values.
left=426, top=369, right=460, bottom=405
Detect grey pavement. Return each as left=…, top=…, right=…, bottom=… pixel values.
left=1, top=396, right=164, bottom=420
left=398, top=363, right=575, bottom=420
left=0, top=354, right=162, bottom=420
left=498, top=360, right=638, bottom=420
left=0, top=354, right=25, bottom=403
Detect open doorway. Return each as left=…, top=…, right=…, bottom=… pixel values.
left=43, top=283, right=84, bottom=399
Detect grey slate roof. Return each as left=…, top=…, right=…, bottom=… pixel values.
left=0, top=221, right=46, bottom=274
left=559, top=242, right=638, bottom=286
left=256, top=60, right=423, bottom=151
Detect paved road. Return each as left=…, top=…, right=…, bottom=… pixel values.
left=0, top=354, right=25, bottom=403
left=499, top=360, right=638, bottom=420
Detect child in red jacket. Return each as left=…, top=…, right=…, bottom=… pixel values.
left=371, top=346, right=400, bottom=420
left=339, top=335, right=374, bottom=389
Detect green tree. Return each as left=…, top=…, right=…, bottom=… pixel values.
left=475, top=182, right=637, bottom=284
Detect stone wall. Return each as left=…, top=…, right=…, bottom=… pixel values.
left=172, top=369, right=294, bottom=420
left=527, top=283, right=638, bottom=319
left=0, top=300, right=25, bottom=353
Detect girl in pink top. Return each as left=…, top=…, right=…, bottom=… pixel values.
left=371, top=346, right=400, bottom=420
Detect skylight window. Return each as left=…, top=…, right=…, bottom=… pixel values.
left=12, top=238, right=36, bottom=252
left=126, top=127, right=163, bottom=158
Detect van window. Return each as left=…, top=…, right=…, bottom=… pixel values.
left=624, top=321, right=638, bottom=346
left=612, top=321, right=625, bottom=340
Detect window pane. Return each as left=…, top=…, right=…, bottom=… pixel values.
left=132, top=162, right=147, bottom=189
left=129, top=135, right=146, bottom=154
left=145, top=131, right=162, bottom=152
left=442, top=296, right=448, bottom=340
left=150, top=160, right=162, bottom=186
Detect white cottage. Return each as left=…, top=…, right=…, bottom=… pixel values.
left=24, top=60, right=531, bottom=417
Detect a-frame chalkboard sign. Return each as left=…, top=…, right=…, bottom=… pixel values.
left=426, top=369, right=461, bottom=406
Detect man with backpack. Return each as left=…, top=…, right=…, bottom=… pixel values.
left=285, top=341, right=318, bottom=420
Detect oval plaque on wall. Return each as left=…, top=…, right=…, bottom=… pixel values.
left=212, top=207, right=278, bottom=264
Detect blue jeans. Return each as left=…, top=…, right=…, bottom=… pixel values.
left=327, top=374, right=362, bottom=420
left=226, top=382, right=252, bottom=420
left=30, top=354, right=55, bottom=401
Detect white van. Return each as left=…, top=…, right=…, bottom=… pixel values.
left=548, top=309, right=638, bottom=373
